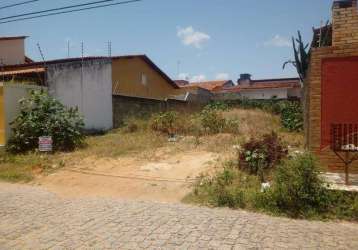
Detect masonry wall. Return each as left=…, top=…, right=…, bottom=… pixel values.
left=47, top=59, right=113, bottom=131
left=112, top=95, right=191, bottom=128
left=308, top=1, right=358, bottom=173
left=332, top=0, right=358, bottom=47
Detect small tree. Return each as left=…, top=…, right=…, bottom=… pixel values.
left=7, top=90, right=85, bottom=153
left=283, top=31, right=311, bottom=147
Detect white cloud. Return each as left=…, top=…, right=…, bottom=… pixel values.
left=191, top=74, right=206, bottom=82
left=215, top=73, right=230, bottom=80
left=177, top=26, right=210, bottom=49
left=264, top=35, right=291, bottom=47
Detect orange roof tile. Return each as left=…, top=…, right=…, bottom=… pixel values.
left=184, top=80, right=233, bottom=91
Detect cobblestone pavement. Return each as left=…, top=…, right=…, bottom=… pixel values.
left=1, top=183, right=358, bottom=249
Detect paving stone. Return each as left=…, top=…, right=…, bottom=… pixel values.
left=0, top=183, right=357, bottom=250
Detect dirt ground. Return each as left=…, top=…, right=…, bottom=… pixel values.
left=31, top=150, right=220, bottom=203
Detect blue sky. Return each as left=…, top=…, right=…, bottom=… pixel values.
left=1, top=0, right=333, bottom=81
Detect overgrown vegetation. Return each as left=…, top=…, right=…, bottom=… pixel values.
left=211, top=99, right=303, bottom=132
left=7, top=91, right=85, bottom=153
left=186, top=153, right=358, bottom=221
left=150, top=108, right=240, bottom=136
left=280, top=101, right=304, bottom=132
left=238, top=132, right=288, bottom=181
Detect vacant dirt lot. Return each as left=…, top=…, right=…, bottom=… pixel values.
left=32, top=150, right=219, bottom=202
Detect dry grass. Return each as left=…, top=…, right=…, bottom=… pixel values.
left=0, top=107, right=304, bottom=183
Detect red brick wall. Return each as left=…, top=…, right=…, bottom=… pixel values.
left=321, top=57, right=358, bottom=149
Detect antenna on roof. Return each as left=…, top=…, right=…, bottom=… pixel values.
left=37, top=42, right=45, bottom=62
left=67, top=40, right=70, bottom=58
left=108, top=41, right=112, bottom=57
left=37, top=43, right=47, bottom=86
left=177, top=60, right=181, bottom=77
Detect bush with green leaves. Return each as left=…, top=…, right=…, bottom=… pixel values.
left=204, top=101, right=229, bottom=111
left=150, top=111, right=179, bottom=135
left=187, top=152, right=358, bottom=221
left=189, top=163, right=261, bottom=209
left=280, top=101, right=303, bottom=132
left=261, top=153, right=331, bottom=217
left=199, top=108, right=228, bottom=134
left=7, top=90, right=85, bottom=153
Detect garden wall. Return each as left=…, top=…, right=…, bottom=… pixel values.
left=46, top=59, right=113, bottom=131
left=112, top=95, right=200, bottom=128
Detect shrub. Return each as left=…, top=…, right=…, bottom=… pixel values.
left=124, top=121, right=139, bottom=133
left=266, top=153, right=331, bottom=217
left=205, top=101, right=229, bottom=111
left=200, top=108, right=227, bottom=134
left=188, top=163, right=261, bottom=209
left=239, top=132, right=288, bottom=181
left=151, top=111, right=179, bottom=135
left=7, top=90, right=84, bottom=153
left=280, top=102, right=303, bottom=132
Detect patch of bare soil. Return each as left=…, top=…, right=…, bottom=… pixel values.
left=32, top=150, right=219, bottom=203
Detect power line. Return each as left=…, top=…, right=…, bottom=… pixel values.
left=0, top=0, right=142, bottom=24
left=0, top=0, right=130, bottom=20
left=0, top=0, right=39, bottom=11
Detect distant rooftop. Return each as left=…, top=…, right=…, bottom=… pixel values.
left=0, top=36, right=28, bottom=41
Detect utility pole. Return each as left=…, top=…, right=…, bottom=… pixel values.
left=108, top=41, right=112, bottom=57
left=177, top=60, right=181, bottom=77
left=67, top=40, right=70, bottom=58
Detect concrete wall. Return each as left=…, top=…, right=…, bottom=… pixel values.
left=0, top=39, right=25, bottom=65
left=47, top=59, right=113, bottom=131
left=240, top=88, right=288, bottom=100
left=112, top=57, right=180, bottom=100
left=3, top=83, right=46, bottom=143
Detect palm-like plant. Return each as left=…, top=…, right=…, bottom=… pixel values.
left=283, top=31, right=310, bottom=83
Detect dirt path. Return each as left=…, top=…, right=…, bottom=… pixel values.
left=32, top=151, right=219, bottom=202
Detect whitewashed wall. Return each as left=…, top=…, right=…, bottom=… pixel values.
left=240, top=88, right=288, bottom=100
left=47, top=59, right=113, bottom=131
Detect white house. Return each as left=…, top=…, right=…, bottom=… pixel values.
left=214, top=74, right=302, bottom=100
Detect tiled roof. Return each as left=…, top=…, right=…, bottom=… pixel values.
left=219, top=78, right=301, bottom=93
left=0, top=36, right=27, bottom=41
left=185, top=80, right=233, bottom=91
left=3, top=54, right=179, bottom=89
left=174, top=80, right=189, bottom=86
left=0, top=67, right=45, bottom=76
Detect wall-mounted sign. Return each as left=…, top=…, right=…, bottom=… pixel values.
left=39, top=136, right=53, bottom=152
